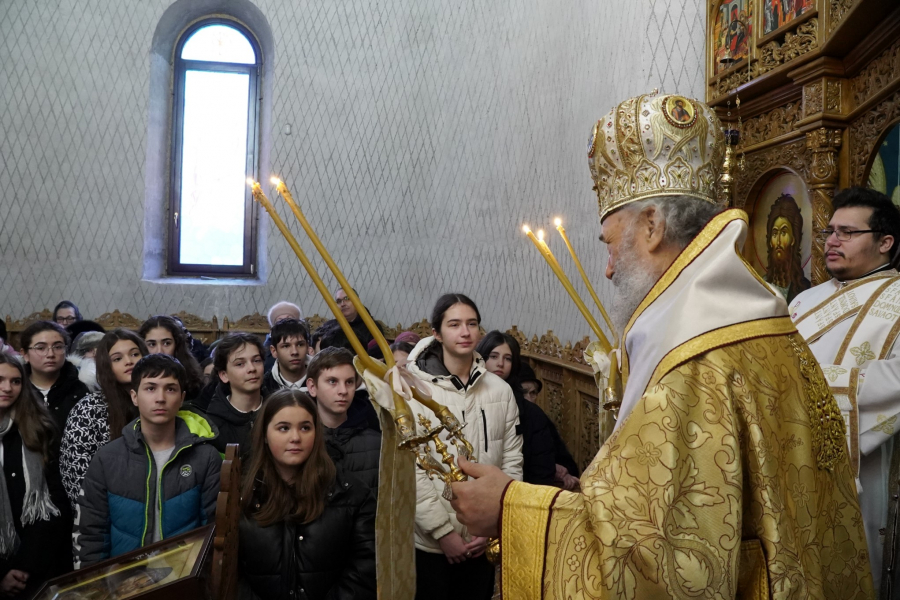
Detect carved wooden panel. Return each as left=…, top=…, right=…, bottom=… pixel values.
left=851, top=38, right=900, bottom=109
left=171, top=311, right=219, bottom=345
left=740, top=101, right=802, bottom=148
left=735, top=139, right=811, bottom=208
left=850, top=88, right=900, bottom=186
left=95, top=309, right=143, bottom=330
left=223, top=312, right=270, bottom=334
left=210, top=444, right=241, bottom=600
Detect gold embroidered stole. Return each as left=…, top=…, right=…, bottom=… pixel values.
left=813, top=277, right=900, bottom=478
left=793, top=273, right=896, bottom=345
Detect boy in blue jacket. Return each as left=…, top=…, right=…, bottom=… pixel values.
left=73, top=354, right=221, bottom=568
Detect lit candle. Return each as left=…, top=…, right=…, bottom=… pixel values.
left=523, top=225, right=611, bottom=352
left=270, top=177, right=397, bottom=368
left=248, top=178, right=381, bottom=371
left=269, top=177, right=453, bottom=420
left=554, top=218, right=617, bottom=342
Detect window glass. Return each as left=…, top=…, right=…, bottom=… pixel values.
left=181, top=24, right=256, bottom=64
left=178, top=70, right=251, bottom=266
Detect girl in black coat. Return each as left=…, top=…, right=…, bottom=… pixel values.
left=238, top=389, right=376, bottom=600
left=0, top=351, right=72, bottom=599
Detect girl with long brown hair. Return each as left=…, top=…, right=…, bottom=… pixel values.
left=59, top=329, right=147, bottom=508
left=238, top=389, right=376, bottom=600
left=0, top=351, right=72, bottom=598
left=138, top=316, right=204, bottom=399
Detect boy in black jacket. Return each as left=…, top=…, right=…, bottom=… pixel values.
left=307, top=348, right=381, bottom=492
left=74, top=354, right=221, bottom=567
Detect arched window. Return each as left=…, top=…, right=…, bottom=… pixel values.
left=169, top=21, right=260, bottom=276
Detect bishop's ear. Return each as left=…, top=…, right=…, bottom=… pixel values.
left=640, top=205, right=666, bottom=253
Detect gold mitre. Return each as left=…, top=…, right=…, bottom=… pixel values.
left=588, top=91, right=726, bottom=221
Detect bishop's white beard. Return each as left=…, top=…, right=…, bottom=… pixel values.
left=610, top=230, right=661, bottom=335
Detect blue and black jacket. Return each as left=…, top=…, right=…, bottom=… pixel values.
left=73, top=412, right=221, bottom=568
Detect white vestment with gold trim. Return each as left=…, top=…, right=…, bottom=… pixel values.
left=790, top=269, right=900, bottom=587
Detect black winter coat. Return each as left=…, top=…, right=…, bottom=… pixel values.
left=325, top=425, right=381, bottom=492
left=516, top=398, right=559, bottom=485
left=238, top=468, right=377, bottom=600
left=0, top=424, right=73, bottom=598
left=204, top=384, right=259, bottom=461
left=28, top=361, right=88, bottom=439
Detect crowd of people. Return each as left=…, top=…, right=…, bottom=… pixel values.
left=0, top=291, right=577, bottom=599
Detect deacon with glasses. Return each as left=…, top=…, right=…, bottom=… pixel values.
left=788, top=186, right=900, bottom=596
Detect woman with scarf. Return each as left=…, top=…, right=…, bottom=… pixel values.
left=0, top=351, right=72, bottom=598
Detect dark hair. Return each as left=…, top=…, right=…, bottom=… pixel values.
left=430, top=293, right=481, bottom=333
left=517, top=363, right=543, bottom=393
left=269, top=318, right=310, bottom=347
left=832, top=187, right=900, bottom=260
left=475, top=331, right=521, bottom=382
left=0, top=351, right=57, bottom=463
left=214, top=332, right=266, bottom=375
left=311, top=320, right=354, bottom=353
left=241, top=389, right=335, bottom=526
left=53, top=301, right=82, bottom=322
left=131, top=354, right=187, bottom=392
left=95, top=329, right=148, bottom=440
left=65, top=320, right=105, bottom=350
left=20, top=320, right=70, bottom=352
left=0, top=318, right=6, bottom=342
left=139, top=316, right=204, bottom=396
left=307, top=347, right=355, bottom=384
left=389, top=341, right=415, bottom=354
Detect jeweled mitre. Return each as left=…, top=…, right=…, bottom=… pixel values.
left=588, top=92, right=726, bottom=221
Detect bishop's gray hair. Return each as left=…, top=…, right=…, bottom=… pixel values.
left=621, top=195, right=724, bottom=250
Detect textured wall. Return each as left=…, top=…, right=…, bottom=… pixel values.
left=0, top=0, right=705, bottom=343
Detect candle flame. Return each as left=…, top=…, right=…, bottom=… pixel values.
left=270, top=177, right=282, bottom=186
left=522, top=225, right=531, bottom=234
left=537, top=229, right=545, bottom=241
left=554, top=217, right=562, bottom=227
left=246, top=178, right=255, bottom=186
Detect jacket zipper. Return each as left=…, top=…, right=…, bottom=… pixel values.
left=481, top=409, right=488, bottom=452
left=141, top=445, right=153, bottom=546
left=157, top=445, right=191, bottom=540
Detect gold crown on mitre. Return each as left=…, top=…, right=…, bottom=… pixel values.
left=588, top=91, right=726, bottom=221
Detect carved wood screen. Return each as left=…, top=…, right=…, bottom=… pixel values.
left=708, top=0, right=900, bottom=286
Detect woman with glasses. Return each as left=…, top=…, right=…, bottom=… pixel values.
left=18, top=322, right=89, bottom=439
left=52, top=301, right=82, bottom=327
left=60, top=329, right=148, bottom=509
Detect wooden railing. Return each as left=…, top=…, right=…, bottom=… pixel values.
left=4, top=309, right=610, bottom=467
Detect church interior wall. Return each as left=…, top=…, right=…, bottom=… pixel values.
left=0, top=0, right=706, bottom=343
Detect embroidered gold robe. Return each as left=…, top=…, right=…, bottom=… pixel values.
left=501, top=211, right=873, bottom=599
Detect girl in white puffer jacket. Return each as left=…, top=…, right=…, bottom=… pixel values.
left=406, top=293, right=523, bottom=600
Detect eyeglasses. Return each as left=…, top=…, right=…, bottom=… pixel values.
left=28, top=343, right=66, bottom=355
left=816, top=228, right=882, bottom=242
left=56, top=316, right=77, bottom=324
left=335, top=297, right=352, bottom=305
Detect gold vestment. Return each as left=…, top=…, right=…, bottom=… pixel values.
left=501, top=212, right=874, bottom=599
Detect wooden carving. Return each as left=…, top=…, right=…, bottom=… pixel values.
left=804, top=82, right=824, bottom=116
left=829, top=0, right=855, bottom=33
left=224, top=312, right=270, bottom=333
left=305, top=314, right=327, bottom=335
left=95, top=310, right=143, bottom=330
left=210, top=444, right=241, bottom=600
left=806, top=128, right=843, bottom=285
left=850, top=88, right=900, bottom=186
left=735, top=139, right=811, bottom=208
left=757, top=19, right=819, bottom=76
left=740, top=101, right=802, bottom=148
left=5, top=310, right=53, bottom=331
left=851, top=39, right=900, bottom=108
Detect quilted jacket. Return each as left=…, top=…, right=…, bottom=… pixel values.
left=73, top=413, right=221, bottom=567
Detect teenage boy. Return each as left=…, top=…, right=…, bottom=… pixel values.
left=19, top=321, right=90, bottom=434
left=306, top=347, right=381, bottom=491
left=73, top=355, right=221, bottom=568
left=262, top=319, right=310, bottom=396
left=206, top=333, right=267, bottom=459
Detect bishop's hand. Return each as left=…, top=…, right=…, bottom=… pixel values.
left=449, top=457, right=512, bottom=538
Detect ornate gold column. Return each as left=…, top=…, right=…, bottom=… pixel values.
left=805, top=127, right=842, bottom=285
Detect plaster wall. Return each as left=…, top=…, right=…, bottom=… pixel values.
left=0, top=0, right=706, bottom=342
